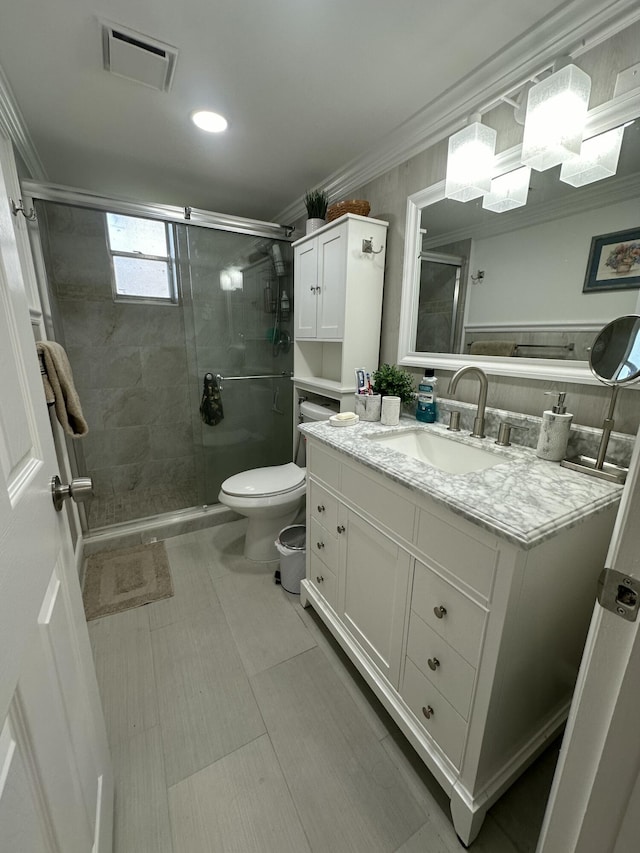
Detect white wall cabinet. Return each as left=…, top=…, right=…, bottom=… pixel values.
left=294, top=225, right=347, bottom=339
left=301, top=438, right=617, bottom=846
left=293, top=214, right=387, bottom=411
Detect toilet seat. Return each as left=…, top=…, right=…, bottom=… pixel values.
left=221, top=462, right=305, bottom=498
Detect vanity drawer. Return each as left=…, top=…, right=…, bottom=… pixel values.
left=416, top=507, right=497, bottom=598
left=310, top=517, right=338, bottom=570
left=402, top=657, right=466, bottom=768
left=341, top=464, right=415, bottom=541
left=411, top=560, right=486, bottom=667
left=407, top=610, right=475, bottom=720
left=308, top=442, right=341, bottom=489
left=308, top=552, right=337, bottom=609
left=309, top=480, right=339, bottom=531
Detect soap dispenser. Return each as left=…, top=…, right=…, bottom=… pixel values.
left=536, top=391, right=573, bottom=461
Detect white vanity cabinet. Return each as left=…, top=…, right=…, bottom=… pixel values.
left=292, top=214, right=387, bottom=411
left=300, top=437, right=618, bottom=846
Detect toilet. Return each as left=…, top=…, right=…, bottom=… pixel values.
left=218, top=400, right=337, bottom=561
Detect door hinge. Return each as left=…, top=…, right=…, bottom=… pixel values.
left=597, top=568, right=639, bottom=622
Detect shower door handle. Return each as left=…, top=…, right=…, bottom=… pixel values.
left=51, top=475, right=94, bottom=512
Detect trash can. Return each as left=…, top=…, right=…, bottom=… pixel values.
left=275, top=524, right=306, bottom=594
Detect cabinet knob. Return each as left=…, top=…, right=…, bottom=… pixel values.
left=337, top=524, right=345, bottom=534
left=433, top=605, right=447, bottom=619
left=310, top=285, right=318, bottom=293
left=427, top=657, right=440, bottom=671
left=317, top=504, right=325, bottom=513
left=422, top=705, right=434, bottom=720
left=316, top=541, right=325, bottom=550
left=316, top=575, right=324, bottom=583
left=316, top=286, right=321, bottom=294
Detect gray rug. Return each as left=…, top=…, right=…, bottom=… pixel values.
left=83, top=541, right=173, bottom=621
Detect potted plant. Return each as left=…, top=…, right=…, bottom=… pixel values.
left=304, top=188, right=329, bottom=235
left=371, top=363, right=415, bottom=404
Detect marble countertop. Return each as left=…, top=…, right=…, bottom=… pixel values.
left=299, top=416, right=623, bottom=549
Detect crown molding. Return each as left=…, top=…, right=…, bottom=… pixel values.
left=275, top=0, right=640, bottom=225
left=0, top=64, right=47, bottom=180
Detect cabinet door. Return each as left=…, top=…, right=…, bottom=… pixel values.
left=316, top=225, right=346, bottom=339
left=338, top=511, right=410, bottom=688
left=294, top=240, right=318, bottom=338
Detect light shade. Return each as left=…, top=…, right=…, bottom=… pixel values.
left=445, top=121, right=497, bottom=202
left=482, top=166, right=531, bottom=213
left=521, top=64, right=591, bottom=171
left=219, top=267, right=243, bottom=290
left=559, top=126, right=625, bottom=187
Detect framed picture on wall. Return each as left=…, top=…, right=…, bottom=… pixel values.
left=583, top=227, right=640, bottom=292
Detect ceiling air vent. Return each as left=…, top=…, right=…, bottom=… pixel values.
left=101, top=22, right=178, bottom=92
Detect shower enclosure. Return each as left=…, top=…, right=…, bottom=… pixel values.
left=32, top=196, right=294, bottom=533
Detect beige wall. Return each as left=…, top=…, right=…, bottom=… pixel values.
left=347, top=24, right=640, bottom=434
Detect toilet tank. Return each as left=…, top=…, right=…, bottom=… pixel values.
left=299, top=400, right=338, bottom=422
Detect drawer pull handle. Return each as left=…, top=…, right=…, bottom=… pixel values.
left=337, top=524, right=345, bottom=534
left=317, top=504, right=325, bottom=512
left=316, top=541, right=325, bottom=549
left=427, top=657, right=440, bottom=671
left=422, top=705, right=434, bottom=720
left=433, top=605, right=447, bottom=619
left=316, top=575, right=324, bottom=583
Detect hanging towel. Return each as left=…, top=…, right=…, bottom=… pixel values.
left=200, top=373, right=224, bottom=426
left=469, top=340, right=517, bottom=357
left=36, top=341, right=89, bottom=437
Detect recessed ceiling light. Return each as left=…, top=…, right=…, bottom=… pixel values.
left=191, top=110, right=228, bottom=133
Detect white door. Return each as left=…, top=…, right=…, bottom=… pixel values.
left=537, top=427, right=640, bottom=853
left=294, top=240, right=318, bottom=338
left=316, top=225, right=346, bottom=339
left=0, top=134, right=113, bottom=851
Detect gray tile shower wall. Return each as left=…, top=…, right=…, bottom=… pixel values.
left=40, top=203, right=199, bottom=527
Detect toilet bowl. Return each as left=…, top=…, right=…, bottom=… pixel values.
left=218, top=462, right=306, bottom=561
left=218, top=399, right=337, bottom=561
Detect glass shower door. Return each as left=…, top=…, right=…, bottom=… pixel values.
left=180, top=224, right=294, bottom=505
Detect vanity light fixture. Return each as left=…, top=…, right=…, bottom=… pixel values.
left=559, top=125, right=625, bottom=187
left=520, top=62, right=591, bottom=171
left=219, top=266, right=243, bottom=290
left=191, top=110, right=228, bottom=133
left=482, top=166, right=531, bottom=213
left=444, top=114, right=497, bottom=202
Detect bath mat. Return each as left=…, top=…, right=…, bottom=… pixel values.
left=83, top=541, right=173, bottom=621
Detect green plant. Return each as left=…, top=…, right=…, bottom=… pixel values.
left=371, top=363, right=415, bottom=404
left=304, top=188, right=329, bottom=219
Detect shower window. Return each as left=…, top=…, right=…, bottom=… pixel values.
left=106, top=213, right=177, bottom=303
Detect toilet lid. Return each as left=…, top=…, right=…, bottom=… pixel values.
left=221, top=462, right=305, bottom=498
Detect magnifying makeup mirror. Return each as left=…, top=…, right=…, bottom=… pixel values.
left=561, top=315, right=640, bottom=484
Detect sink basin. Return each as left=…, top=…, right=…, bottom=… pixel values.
left=367, top=429, right=506, bottom=474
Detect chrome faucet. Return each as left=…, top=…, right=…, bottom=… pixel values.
left=449, top=366, right=489, bottom=438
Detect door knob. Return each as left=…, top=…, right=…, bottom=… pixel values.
left=51, top=475, right=93, bottom=512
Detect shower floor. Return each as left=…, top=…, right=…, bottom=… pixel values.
left=87, top=485, right=200, bottom=530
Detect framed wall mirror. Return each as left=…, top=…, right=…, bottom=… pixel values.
left=398, top=88, right=640, bottom=386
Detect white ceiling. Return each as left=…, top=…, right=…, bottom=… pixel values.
left=0, top=0, right=623, bottom=222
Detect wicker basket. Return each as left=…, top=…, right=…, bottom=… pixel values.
left=326, top=199, right=371, bottom=222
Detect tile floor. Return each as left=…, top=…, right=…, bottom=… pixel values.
left=88, top=520, right=560, bottom=853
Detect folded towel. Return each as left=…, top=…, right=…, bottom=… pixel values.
left=36, top=341, right=89, bottom=437
left=200, top=373, right=224, bottom=426
left=469, top=340, right=517, bottom=357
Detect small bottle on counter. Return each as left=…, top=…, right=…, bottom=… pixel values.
left=536, top=391, right=573, bottom=461
left=416, top=369, right=437, bottom=423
